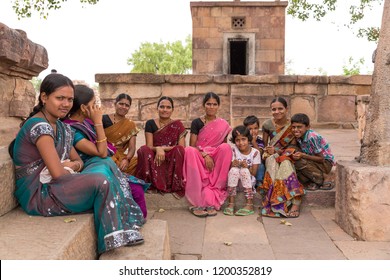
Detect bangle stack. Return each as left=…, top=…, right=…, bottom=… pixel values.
left=96, top=137, right=107, bottom=143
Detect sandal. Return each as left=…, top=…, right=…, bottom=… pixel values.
left=305, top=182, right=320, bottom=191
left=223, top=204, right=234, bottom=216
left=206, top=206, right=217, bottom=216
left=235, top=208, right=255, bottom=216
left=235, top=204, right=255, bottom=216
left=125, top=238, right=144, bottom=247
left=286, top=204, right=300, bottom=218
left=286, top=209, right=300, bottom=218
left=189, top=206, right=208, bottom=217
left=319, top=181, right=334, bottom=190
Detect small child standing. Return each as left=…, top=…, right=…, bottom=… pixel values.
left=243, top=115, right=265, bottom=188
left=291, top=113, right=335, bottom=191
left=224, top=125, right=261, bottom=216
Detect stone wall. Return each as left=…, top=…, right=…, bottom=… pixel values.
left=96, top=73, right=371, bottom=132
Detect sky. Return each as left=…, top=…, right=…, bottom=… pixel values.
left=0, top=0, right=384, bottom=85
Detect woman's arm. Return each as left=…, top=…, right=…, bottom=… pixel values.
left=74, top=125, right=108, bottom=158
left=62, top=147, right=84, bottom=172
left=189, top=133, right=198, bottom=147
left=36, top=135, right=70, bottom=179
left=262, top=131, right=269, bottom=147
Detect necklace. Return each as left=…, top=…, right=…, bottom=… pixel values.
left=41, top=109, right=57, bottom=136
left=113, top=113, right=124, bottom=124
left=158, top=118, right=171, bottom=127
left=203, top=115, right=216, bottom=124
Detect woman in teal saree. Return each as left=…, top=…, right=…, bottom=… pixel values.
left=10, top=74, right=143, bottom=254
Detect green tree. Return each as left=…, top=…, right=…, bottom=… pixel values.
left=288, top=0, right=383, bottom=42
left=12, top=0, right=99, bottom=19
left=30, top=77, right=42, bottom=93
left=342, top=56, right=366, bottom=75
left=127, top=35, right=192, bottom=74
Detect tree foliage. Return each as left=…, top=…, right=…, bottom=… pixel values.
left=287, top=0, right=383, bottom=42
left=12, top=0, right=99, bottom=19
left=127, top=35, right=192, bottom=74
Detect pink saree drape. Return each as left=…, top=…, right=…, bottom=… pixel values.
left=183, top=118, right=232, bottom=210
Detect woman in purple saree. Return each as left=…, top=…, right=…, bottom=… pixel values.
left=184, top=92, right=232, bottom=217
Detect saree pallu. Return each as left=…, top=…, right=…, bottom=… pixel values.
left=105, top=118, right=140, bottom=176
left=13, top=119, right=143, bottom=254
left=183, top=118, right=232, bottom=210
left=260, top=124, right=305, bottom=217
left=136, top=120, right=187, bottom=196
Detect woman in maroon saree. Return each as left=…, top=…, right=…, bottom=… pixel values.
left=136, top=96, right=187, bottom=197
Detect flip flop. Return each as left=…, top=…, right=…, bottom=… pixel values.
left=319, top=182, right=334, bottom=190
left=305, top=183, right=320, bottom=191
left=206, top=206, right=217, bottom=216
left=235, top=208, right=254, bottom=216
left=286, top=209, right=300, bottom=218
left=189, top=206, right=208, bottom=217
left=223, top=207, right=234, bottom=216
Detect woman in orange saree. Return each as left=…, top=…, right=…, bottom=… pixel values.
left=103, top=93, right=140, bottom=176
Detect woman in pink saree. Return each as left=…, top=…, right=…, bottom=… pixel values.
left=184, top=92, right=232, bottom=217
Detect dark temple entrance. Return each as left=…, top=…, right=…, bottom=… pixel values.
left=229, top=40, right=247, bottom=75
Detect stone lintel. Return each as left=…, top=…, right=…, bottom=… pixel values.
left=95, top=73, right=165, bottom=84
left=190, top=1, right=288, bottom=8
left=297, top=75, right=329, bottom=84
left=335, top=160, right=390, bottom=241
left=329, top=75, right=372, bottom=85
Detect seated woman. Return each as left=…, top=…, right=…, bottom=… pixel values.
left=102, top=93, right=139, bottom=176
left=259, top=97, right=305, bottom=218
left=183, top=92, right=232, bottom=217
left=135, top=96, right=187, bottom=198
left=9, top=73, right=143, bottom=254
left=63, top=84, right=149, bottom=219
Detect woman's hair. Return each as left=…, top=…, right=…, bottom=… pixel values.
left=68, top=84, right=95, bottom=116
left=270, top=97, right=288, bottom=108
left=202, top=92, right=220, bottom=106
left=115, top=93, right=132, bottom=105
left=230, top=125, right=253, bottom=143
left=22, top=73, right=74, bottom=127
left=157, top=96, right=174, bottom=109
left=11, top=73, right=74, bottom=158
left=243, top=115, right=259, bottom=127
left=291, top=113, right=310, bottom=126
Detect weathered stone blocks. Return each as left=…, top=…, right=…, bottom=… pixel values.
left=335, top=161, right=390, bottom=241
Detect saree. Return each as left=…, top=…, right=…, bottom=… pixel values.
left=12, top=118, right=142, bottom=254
left=104, top=117, right=140, bottom=176
left=259, top=121, right=305, bottom=217
left=183, top=118, right=232, bottom=210
left=64, top=119, right=149, bottom=218
left=136, top=119, right=187, bottom=197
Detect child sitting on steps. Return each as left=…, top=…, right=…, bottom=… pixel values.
left=224, top=125, right=261, bottom=216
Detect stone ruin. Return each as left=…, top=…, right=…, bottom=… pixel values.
left=335, top=0, right=390, bottom=241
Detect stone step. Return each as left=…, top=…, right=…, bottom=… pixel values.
left=0, top=208, right=97, bottom=260
left=100, top=218, right=171, bottom=260
left=0, top=207, right=171, bottom=260
left=0, top=147, right=17, bottom=217
left=145, top=185, right=336, bottom=211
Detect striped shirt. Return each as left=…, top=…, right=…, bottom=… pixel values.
left=296, top=129, right=335, bottom=165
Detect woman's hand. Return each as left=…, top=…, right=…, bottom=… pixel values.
left=154, top=147, right=165, bottom=166
left=204, top=154, right=215, bottom=171
left=119, top=158, right=129, bottom=171
left=87, top=104, right=103, bottom=124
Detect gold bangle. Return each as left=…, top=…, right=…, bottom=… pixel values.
left=94, top=123, right=103, bottom=126
left=96, top=137, right=107, bottom=143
